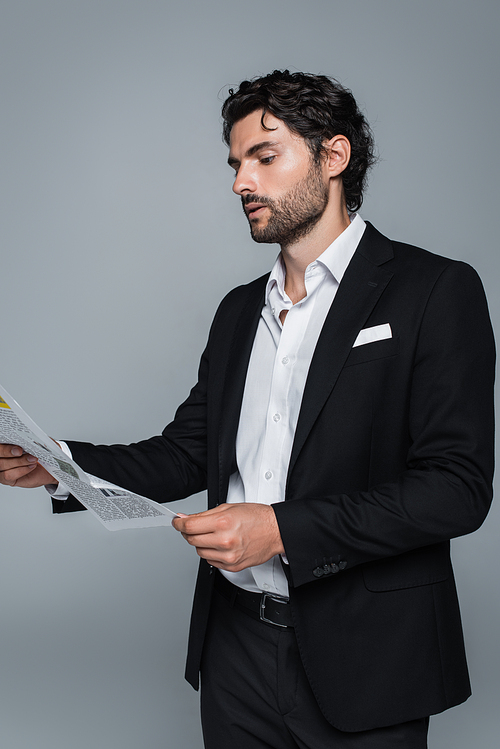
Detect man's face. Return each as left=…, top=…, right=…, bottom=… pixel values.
left=228, top=110, right=330, bottom=247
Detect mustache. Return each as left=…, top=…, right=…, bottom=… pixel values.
left=241, top=194, right=273, bottom=209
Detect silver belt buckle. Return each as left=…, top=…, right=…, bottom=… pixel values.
left=260, top=592, right=289, bottom=628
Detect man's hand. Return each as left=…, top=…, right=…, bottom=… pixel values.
left=172, top=503, right=285, bottom=572
left=0, top=444, right=54, bottom=488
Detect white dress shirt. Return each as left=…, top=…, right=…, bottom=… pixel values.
left=221, top=214, right=366, bottom=597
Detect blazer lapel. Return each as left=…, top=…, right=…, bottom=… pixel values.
left=287, top=223, right=394, bottom=479
left=217, top=279, right=266, bottom=499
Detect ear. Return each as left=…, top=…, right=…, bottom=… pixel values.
left=323, top=135, right=351, bottom=177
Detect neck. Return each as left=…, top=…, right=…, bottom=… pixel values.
left=281, top=199, right=351, bottom=305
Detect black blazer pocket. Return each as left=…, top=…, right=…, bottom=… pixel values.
left=344, top=335, right=399, bottom=367
left=362, top=543, right=450, bottom=592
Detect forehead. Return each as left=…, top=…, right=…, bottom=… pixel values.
left=228, top=110, right=308, bottom=156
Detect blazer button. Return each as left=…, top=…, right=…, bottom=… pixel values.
left=323, top=564, right=331, bottom=575
left=339, top=561, right=347, bottom=570
left=313, top=567, right=324, bottom=577
left=330, top=563, right=339, bottom=574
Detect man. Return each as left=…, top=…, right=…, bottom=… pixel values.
left=0, top=71, right=495, bottom=748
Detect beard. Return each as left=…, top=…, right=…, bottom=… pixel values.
left=242, top=161, right=329, bottom=247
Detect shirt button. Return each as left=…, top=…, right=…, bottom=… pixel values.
left=263, top=583, right=270, bottom=591
left=265, top=471, right=273, bottom=480
left=272, top=413, right=281, bottom=422
left=281, top=356, right=289, bottom=365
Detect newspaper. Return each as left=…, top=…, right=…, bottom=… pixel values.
left=0, top=384, right=179, bottom=530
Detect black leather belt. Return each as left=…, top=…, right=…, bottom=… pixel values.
left=214, top=571, right=293, bottom=628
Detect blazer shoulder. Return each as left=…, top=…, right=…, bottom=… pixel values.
left=366, top=222, right=485, bottom=286
left=391, top=241, right=489, bottom=302
left=391, top=238, right=457, bottom=270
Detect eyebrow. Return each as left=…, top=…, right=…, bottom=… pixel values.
left=227, top=140, right=280, bottom=167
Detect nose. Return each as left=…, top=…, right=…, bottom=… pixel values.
left=232, top=163, right=257, bottom=196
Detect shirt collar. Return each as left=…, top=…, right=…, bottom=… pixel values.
left=265, top=213, right=366, bottom=304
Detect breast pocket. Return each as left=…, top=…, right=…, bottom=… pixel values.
left=344, top=336, right=399, bottom=368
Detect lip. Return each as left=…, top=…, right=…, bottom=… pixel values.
left=244, top=203, right=267, bottom=219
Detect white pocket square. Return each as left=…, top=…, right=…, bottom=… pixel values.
left=353, top=323, right=392, bottom=348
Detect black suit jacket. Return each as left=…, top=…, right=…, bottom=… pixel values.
left=57, top=223, right=495, bottom=732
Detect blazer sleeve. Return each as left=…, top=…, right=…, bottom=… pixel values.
left=273, top=261, right=496, bottom=587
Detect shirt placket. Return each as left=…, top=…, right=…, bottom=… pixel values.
left=255, top=293, right=318, bottom=506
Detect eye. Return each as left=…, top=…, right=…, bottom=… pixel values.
left=260, top=156, right=275, bottom=165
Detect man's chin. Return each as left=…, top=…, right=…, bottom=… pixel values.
left=250, top=232, right=276, bottom=244
left=249, top=225, right=279, bottom=244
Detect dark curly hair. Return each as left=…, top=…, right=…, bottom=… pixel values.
left=221, top=70, right=376, bottom=213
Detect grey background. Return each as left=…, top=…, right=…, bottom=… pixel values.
left=0, top=1, right=498, bottom=747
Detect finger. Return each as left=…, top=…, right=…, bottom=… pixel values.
left=179, top=531, right=221, bottom=548
left=194, top=549, right=243, bottom=570
left=0, top=463, right=38, bottom=487
left=0, top=444, right=24, bottom=458
left=0, top=455, right=38, bottom=472
left=173, top=517, right=213, bottom=535
left=178, top=509, right=236, bottom=536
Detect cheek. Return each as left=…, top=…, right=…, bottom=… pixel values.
left=268, top=168, right=306, bottom=198
left=278, top=153, right=313, bottom=186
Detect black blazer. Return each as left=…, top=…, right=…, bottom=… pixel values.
left=58, top=223, right=495, bottom=732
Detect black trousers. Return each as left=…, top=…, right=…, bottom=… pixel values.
left=200, top=583, right=429, bottom=749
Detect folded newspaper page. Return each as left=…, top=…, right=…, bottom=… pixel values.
left=0, top=384, right=179, bottom=530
